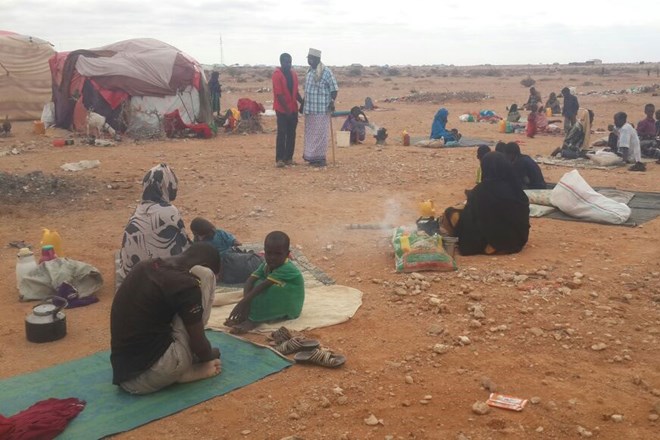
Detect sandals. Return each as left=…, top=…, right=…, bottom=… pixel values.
left=274, top=337, right=320, bottom=355
left=267, top=326, right=293, bottom=345
left=266, top=326, right=346, bottom=367
left=293, top=349, right=346, bottom=368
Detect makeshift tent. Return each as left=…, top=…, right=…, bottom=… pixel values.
left=0, top=31, right=55, bottom=120
left=49, top=38, right=212, bottom=137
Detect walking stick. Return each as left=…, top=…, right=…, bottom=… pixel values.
left=329, top=114, right=336, bottom=166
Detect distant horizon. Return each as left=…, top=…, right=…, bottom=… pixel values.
left=201, top=61, right=660, bottom=69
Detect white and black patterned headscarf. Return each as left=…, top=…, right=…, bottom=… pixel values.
left=141, top=163, right=178, bottom=204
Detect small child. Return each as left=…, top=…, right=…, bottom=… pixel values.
left=475, top=145, right=491, bottom=184
left=225, top=231, right=304, bottom=334
left=190, top=217, right=241, bottom=255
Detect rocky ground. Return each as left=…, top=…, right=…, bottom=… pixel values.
left=0, top=64, right=658, bottom=439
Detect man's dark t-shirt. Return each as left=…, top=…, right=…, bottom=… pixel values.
left=110, top=259, right=203, bottom=384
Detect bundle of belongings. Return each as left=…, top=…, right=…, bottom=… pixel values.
left=526, top=170, right=631, bottom=224
left=392, top=227, right=457, bottom=273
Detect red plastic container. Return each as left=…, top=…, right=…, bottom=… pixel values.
left=52, top=139, right=66, bottom=147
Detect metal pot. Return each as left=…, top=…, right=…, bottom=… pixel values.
left=25, top=297, right=68, bottom=343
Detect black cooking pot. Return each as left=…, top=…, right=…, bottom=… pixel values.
left=25, top=296, right=68, bottom=343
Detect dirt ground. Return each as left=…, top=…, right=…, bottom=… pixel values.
left=1, top=65, right=659, bottom=440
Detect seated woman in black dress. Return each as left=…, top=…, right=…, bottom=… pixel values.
left=442, top=152, right=530, bottom=256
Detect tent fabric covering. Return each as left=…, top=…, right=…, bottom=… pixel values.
left=49, top=38, right=211, bottom=134
left=0, top=31, right=55, bottom=120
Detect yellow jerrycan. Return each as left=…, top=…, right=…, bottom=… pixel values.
left=41, top=228, right=63, bottom=257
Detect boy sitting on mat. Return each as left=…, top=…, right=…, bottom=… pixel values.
left=225, top=231, right=304, bottom=334
left=190, top=217, right=241, bottom=255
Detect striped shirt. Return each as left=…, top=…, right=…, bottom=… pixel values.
left=303, top=66, right=338, bottom=114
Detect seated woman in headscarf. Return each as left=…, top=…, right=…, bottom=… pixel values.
left=341, top=106, right=369, bottom=144
left=430, top=107, right=459, bottom=142
left=545, top=92, right=561, bottom=115
left=442, top=152, right=530, bottom=256
left=523, top=87, right=542, bottom=111
left=550, top=109, right=594, bottom=158
left=118, top=163, right=191, bottom=285
left=506, top=104, right=521, bottom=122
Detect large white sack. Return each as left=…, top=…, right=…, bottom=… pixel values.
left=550, top=169, right=631, bottom=224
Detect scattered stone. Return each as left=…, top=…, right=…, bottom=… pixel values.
left=429, top=297, right=442, bottom=306
left=433, top=344, right=450, bottom=354
left=424, top=395, right=433, bottom=400
left=469, top=319, right=482, bottom=329
left=337, top=396, right=348, bottom=405
left=536, top=426, right=544, bottom=433
left=480, top=377, right=498, bottom=393
left=529, top=327, right=545, bottom=337
left=577, top=426, right=593, bottom=437
left=405, top=375, right=414, bottom=384
left=591, top=343, right=607, bottom=351
left=332, top=386, right=344, bottom=396
left=241, top=430, right=252, bottom=436
left=472, top=305, right=486, bottom=319
left=458, top=336, right=471, bottom=346
left=648, top=414, right=659, bottom=421
left=468, top=292, right=483, bottom=301
left=320, top=396, right=331, bottom=408
left=420, top=399, right=429, bottom=405
left=472, top=401, right=490, bottom=415
left=610, top=414, right=624, bottom=423
left=364, top=414, right=382, bottom=426
left=530, top=396, right=541, bottom=404
left=289, top=412, right=301, bottom=420
left=394, top=287, right=407, bottom=296
left=428, top=324, right=444, bottom=336
left=402, top=400, right=411, bottom=407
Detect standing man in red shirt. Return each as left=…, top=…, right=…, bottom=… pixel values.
left=272, top=53, right=303, bottom=168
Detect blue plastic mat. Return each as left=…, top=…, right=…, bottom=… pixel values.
left=0, top=331, right=292, bottom=439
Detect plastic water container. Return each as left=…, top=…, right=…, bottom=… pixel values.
left=336, top=131, right=350, bottom=147
left=498, top=119, right=506, bottom=133
left=16, top=248, right=38, bottom=290
left=546, top=107, right=552, bottom=117
left=41, top=228, right=63, bottom=257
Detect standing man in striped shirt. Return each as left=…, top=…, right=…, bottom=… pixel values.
left=302, top=48, right=338, bottom=167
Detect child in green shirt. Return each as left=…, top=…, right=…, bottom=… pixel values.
left=225, top=231, right=304, bottom=334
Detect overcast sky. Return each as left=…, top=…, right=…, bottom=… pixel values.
left=6, top=0, right=660, bottom=66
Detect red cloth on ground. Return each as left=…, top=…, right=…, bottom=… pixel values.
left=164, top=109, right=212, bottom=138
left=237, top=98, right=265, bottom=115
left=1, top=397, right=85, bottom=440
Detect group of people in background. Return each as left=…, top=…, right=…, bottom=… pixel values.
left=520, top=86, right=654, bottom=172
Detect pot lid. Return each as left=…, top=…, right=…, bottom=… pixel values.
left=33, top=303, right=58, bottom=316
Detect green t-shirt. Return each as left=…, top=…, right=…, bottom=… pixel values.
left=248, top=260, right=305, bottom=322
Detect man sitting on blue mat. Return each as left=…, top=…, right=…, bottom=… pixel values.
left=111, top=243, right=222, bottom=394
